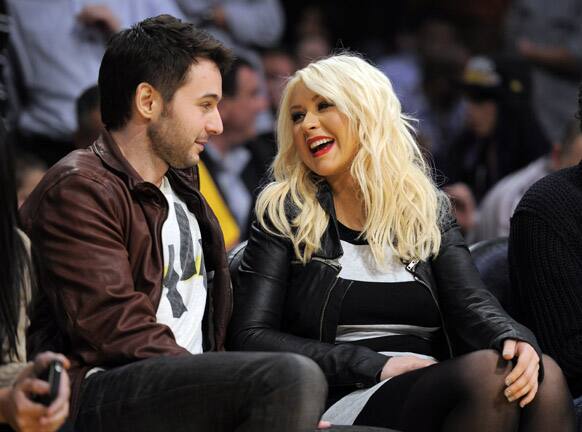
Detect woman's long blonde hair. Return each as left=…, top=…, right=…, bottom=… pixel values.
left=256, top=54, right=449, bottom=265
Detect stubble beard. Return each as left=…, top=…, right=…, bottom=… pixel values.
left=148, top=108, right=198, bottom=170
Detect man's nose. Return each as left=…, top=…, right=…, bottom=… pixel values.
left=208, top=108, right=223, bottom=135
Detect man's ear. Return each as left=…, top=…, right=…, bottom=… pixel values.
left=134, top=82, right=163, bottom=121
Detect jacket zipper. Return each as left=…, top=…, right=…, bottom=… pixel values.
left=314, top=257, right=342, bottom=341
left=311, top=256, right=342, bottom=271
left=406, top=260, right=454, bottom=358
left=319, top=276, right=339, bottom=341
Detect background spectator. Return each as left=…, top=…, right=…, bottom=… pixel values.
left=200, top=58, right=268, bottom=246
left=474, top=119, right=582, bottom=241
left=505, top=0, right=582, bottom=143
left=508, top=86, right=582, bottom=418
left=15, top=153, right=46, bottom=208
left=444, top=55, right=550, bottom=202
left=74, top=85, right=103, bottom=150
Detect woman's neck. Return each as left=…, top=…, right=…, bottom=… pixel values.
left=328, top=174, right=365, bottom=231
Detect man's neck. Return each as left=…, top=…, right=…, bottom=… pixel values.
left=110, top=125, right=168, bottom=187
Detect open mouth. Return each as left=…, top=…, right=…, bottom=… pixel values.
left=309, top=138, right=335, bottom=157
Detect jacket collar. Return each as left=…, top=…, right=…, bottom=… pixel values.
left=314, top=180, right=344, bottom=259
left=92, top=130, right=200, bottom=193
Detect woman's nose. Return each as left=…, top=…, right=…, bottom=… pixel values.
left=302, top=111, right=319, bottom=130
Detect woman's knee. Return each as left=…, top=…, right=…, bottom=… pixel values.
left=538, top=354, right=571, bottom=397
left=456, top=349, right=513, bottom=397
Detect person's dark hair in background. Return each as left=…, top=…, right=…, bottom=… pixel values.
left=100, top=14, right=232, bottom=131
left=74, top=85, right=103, bottom=149
left=0, top=123, right=28, bottom=361
left=222, top=57, right=253, bottom=98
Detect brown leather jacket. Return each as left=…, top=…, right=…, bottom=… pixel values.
left=20, top=131, right=232, bottom=416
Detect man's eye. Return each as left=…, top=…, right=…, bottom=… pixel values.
left=291, top=111, right=305, bottom=123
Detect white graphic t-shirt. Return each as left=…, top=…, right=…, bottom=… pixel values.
left=158, top=177, right=207, bottom=354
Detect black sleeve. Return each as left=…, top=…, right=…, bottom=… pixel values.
left=509, top=211, right=582, bottom=394
left=432, top=219, right=543, bottom=376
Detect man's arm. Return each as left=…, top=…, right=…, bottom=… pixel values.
left=22, top=173, right=188, bottom=367
left=509, top=211, right=582, bottom=391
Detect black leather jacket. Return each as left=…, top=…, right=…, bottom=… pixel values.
left=227, top=182, right=541, bottom=389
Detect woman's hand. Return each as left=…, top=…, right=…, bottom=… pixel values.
left=380, top=356, right=437, bottom=381
left=0, top=352, right=71, bottom=432
left=502, top=339, right=540, bottom=407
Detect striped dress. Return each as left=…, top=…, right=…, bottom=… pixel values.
left=322, top=222, right=441, bottom=425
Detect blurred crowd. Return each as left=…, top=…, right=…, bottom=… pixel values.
left=3, top=0, right=582, bottom=248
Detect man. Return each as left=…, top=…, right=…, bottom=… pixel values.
left=509, top=86, right=582, bottom=426
left=20, top=15, right=326, bottom=431
left=200, top=57, right=268, bottom=244
left=474, top=119, right=582, bottom=241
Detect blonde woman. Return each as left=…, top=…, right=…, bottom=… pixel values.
left=227, top=54, right=574, bottom=431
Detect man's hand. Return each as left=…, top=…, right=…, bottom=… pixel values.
left=77, top=5, right=121, bottom=35
left=380, top=356, right=437, bottom=381
left=0, top=352, right=71, bottom=432
left=502, top=339, right=540, bottom=408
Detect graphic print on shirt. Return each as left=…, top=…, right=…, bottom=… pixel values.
left=162, top=202, right=206, bottom=318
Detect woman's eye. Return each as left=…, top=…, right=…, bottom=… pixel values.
left=291, top=111, right=305, bottom=123
left=318, top=101, right=332, bottom=110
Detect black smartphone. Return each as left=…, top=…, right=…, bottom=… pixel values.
left=32, top=360, right=63, bottom=406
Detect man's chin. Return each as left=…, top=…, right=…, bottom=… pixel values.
left=168, top=155, right=200, bottom=170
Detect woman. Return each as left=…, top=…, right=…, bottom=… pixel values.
left=228, top=54, right=574, bottom=431
left=0, top=123, right=70, bottom=432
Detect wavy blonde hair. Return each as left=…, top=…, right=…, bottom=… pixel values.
left=256, top=54, right=449, bottom=265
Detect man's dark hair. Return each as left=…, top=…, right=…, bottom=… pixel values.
left=76, top=85, right=100, bottom=131
left=222, top=57, right=254, bottom=98
left=99, top=14, right=233, bottom=130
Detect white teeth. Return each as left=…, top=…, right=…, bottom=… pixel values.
left=309, top=138, right=334, bottom=150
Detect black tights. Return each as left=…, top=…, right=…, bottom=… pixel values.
left=354, top=350, right=574, bottom=432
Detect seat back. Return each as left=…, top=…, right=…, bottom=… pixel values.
left=228, top=240, right=248, bottom=286
left=468, top=237, right=512, bottom=314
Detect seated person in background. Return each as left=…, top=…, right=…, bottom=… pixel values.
left=20, top=15, right=326, bottom=432
left=0, top=123, right=70, bottom=432
left=475, top=119, right=582, bottom=241
left=73, top=85, right=103, bottom=150
left=444, top=56, right=550, bottom=202
left=509, top=85, right=582, bottom=414
left=228, top=53, right=575, bottom=431
left=200, top=57, right=268, bottom=246
left=14, top=153, right=46, bottom=208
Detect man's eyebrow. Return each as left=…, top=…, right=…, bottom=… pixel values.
left=199, top=93, right=221, bottom=101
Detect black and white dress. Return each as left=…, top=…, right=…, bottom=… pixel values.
left=322, top=222, right=442, bottom=425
